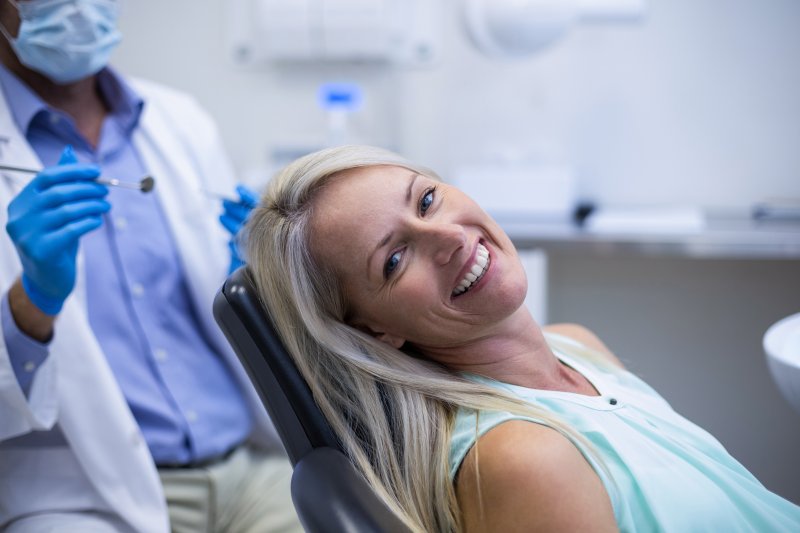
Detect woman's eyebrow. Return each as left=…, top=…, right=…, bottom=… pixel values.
left=366, top=173, right=421, bottom=277
left=405, top=173, right=419, bottom=202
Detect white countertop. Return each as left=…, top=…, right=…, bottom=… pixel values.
left=501, top=210, right=800, bottom=259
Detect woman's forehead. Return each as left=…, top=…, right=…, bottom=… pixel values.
left=315, top=166, right=421, bottom=211
left=326, top=164, right=419, bottom=189
left=312, top=168, right=410, bottom=235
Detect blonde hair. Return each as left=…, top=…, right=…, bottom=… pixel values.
left=245, top=145, right=611, bottom=532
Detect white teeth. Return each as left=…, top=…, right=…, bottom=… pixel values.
left=452, top=243, right=491, bottom=297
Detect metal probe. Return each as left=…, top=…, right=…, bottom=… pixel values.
left=0, top=163, right=155, bottom=193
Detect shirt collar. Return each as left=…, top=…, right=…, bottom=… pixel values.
left=0, top=64, right=145, bottom=136
left=96, top=66, right=145, bottom=134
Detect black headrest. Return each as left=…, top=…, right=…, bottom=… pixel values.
left=213, top=267, right=340, bottom=465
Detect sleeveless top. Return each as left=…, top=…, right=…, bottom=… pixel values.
left=449, top=333, right=800, bottom=532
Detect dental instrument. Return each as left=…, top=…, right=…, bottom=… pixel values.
left=0, top=163, right=155, bottom=193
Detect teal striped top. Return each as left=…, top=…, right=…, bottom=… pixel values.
left=449, top=333, right=800, bottom=532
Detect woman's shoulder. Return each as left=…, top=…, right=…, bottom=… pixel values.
left=455, top=420, right=617, bottom=532
left=543, top=323, right=625, bottom=369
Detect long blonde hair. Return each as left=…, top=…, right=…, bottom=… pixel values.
left=245, top=145, right=611, bottom=532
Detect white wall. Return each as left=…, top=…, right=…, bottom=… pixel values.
left=115, top=0, right=800, bottom=208
left=113, top=0, right=800, bottom=502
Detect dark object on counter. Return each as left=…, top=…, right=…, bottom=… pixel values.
left=573, top=201, right=596, bottom=226
left=752, top=203, right=800, bottom=222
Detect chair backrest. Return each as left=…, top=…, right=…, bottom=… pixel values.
left=213, top=267, right=411, bottom=533
left=213, top=267, right=338, bottom=465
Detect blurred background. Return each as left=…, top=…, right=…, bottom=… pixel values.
left=113, top=0, right=800, bottom=502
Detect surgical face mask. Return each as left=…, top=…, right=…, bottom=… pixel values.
left=0, top=0, right=122, bottom=84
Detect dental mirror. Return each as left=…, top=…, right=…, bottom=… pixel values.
left=0, top=163, right=156, bottom=193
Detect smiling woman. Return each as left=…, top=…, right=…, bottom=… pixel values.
left=244, top=145, right=800, bottom=533
left=307, top=164, right=528, bottom=353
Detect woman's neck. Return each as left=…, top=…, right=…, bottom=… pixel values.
left=423, top=307, right=598, bottom=396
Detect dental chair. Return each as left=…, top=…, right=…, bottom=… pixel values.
left=213, top=267, right=411, bottom=533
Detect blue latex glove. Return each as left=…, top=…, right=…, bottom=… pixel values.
left=5, top=146, right=110, bottom=314
left=219, top=184, right=258, bottom=273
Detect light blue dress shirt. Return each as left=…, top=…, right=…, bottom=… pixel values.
left=449, top=334, right=800, bottom=531
left=0, top=65, right=250, bottom=465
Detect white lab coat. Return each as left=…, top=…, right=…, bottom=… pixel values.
left=0, top=78, right=281, bottom=532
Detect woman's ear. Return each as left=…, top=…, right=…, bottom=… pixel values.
left=351, top=322, right=406, bottom=349
left=375, top=332, right=406, bottom=349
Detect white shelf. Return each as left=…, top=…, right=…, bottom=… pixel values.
left=502, top=211, right=800, bottom=259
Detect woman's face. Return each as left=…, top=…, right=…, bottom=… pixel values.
left=309, top=165, right=529, bottom=353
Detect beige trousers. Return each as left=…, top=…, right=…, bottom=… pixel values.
left=159, top=445, right=302, bottom=533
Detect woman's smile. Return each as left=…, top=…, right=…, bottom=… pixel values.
left=452, top=241, right=491, bottom=298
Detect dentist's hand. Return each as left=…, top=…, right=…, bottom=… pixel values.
left=219, top=184, right=258, bottom=273
left=5, top=146, right=110, bottom=315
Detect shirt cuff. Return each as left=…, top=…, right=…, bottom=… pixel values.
left=2, top=290, right=51, bottom=395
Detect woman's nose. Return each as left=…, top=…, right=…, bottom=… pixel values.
left=421, top=222, right=466, bottom=265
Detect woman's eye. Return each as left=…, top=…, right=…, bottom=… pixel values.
left=420, top=187, right=436, bottom=215
left=384, top=250, right=402, bottom=278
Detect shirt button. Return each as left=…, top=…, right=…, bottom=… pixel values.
left=131, top=283, right=144, bottom=297
left=49, top=114, right=60, bottom=125
left=154, top=348, right=168, bottom=362
left=115, top=217, right=128, bottom=230
left=609, top=398, right=618, bottom=406
left=23, top=361, right=36, bottom=372
left=186, top=410, right=198, bottom=423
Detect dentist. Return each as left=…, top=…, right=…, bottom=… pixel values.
left=0, top=1, right=299, bottom=532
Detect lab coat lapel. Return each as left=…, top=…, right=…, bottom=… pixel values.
left=0, top=94, right=40, bottom=224
left=0, top=93, right=57, bottom=433
left=0, top=97, right=91, bottom=309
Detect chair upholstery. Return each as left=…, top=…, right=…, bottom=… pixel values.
left=213, top=267, right=411, bottom=533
